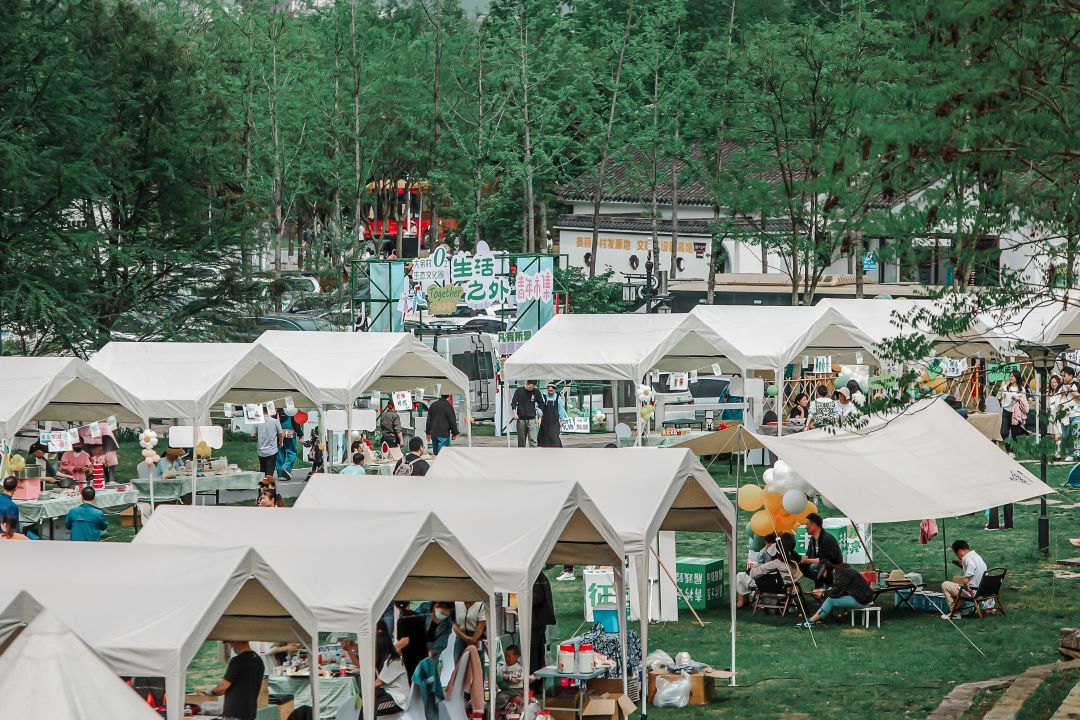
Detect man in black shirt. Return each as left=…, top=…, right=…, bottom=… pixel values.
left=797, top=513, right=842, bottom=588
left=394, top=437, right=431, bottom=476
left=202, top=641, right=265, bottom=720
left=425, top=394, right=460, bottom=455
left=511, top=380, right=544, bottom=448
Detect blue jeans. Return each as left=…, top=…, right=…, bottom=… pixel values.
left=816, top=595, right=865, bottom=618
left=276, top=446, right=296, bottom=477
left=432, top=436, right=451, bottom=455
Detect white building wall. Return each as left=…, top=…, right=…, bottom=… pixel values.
left=569, top=200, right=717, bottom=220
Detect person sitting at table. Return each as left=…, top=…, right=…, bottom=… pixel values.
left=797, top=561, right=874, bottom=627
left=27, top=441, right=57, bottom=478
left=343, top=439, right=363, bottom=464
left=339, top=452, right=367, bottom=476
left=736, top=532, right=802, bottom=607
left=199, top=640, right=265, bottom=720
left=788, top=393, right=810, bottom=423
left=394, top=437, right=430, bottom=477
left=65, top=486, right=107, bottom=541
left=0, top=476, right=19, bottom=528
left=59, top=440, right=94, bottom=486
left=0, top=515, right=28, bottom=541
left=797, top=513, right=842, bottom=587
left=341, top=621, right=410, bottom=715
left=157, top=448, right=187, bottom=477
left=941, top=539, right=988, bottom=620
left=806, top=385, right=838, bottom=430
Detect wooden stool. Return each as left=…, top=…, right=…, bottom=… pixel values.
left=851, top=605, right=881, bottom=628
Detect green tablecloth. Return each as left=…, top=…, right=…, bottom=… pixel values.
left=268, top=675, right=358, bottom=719
left=130, top=471, right=264, bottom=502
left=15, top=488, right=139, bottom=527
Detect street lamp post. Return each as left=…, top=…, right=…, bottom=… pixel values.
left=1018, top=342, right=1068, bottom=556
left=644, top=257, right=655, bottom=314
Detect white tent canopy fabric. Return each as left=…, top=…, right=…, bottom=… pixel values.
left=295, top=473, right=623, bottom=696
left=690, top=304, right=870, bottom=370
left=0, top=356, right=144, bottom=439
left=136, top=505, right=492, bottom=718
left=0, top=589, right=42, bottom=654
left=980, top=302, right=1080, bottom=354
left=89, top=341, right=311, bottom=421
left=0, top=542, right=318, bottom=720
left=253, top=330, right=470, bottom=403
left=423, top=447, right=739, bottom=686
left=0, top=610, right=161, bottom=720
left=503, top=313, right=732, bottom=382
left=750, top=398, right=1052, bottom=523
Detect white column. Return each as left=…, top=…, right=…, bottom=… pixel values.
left=614, top=560, right=629, bottom=695
left=309, top=632, right=321, bottom=719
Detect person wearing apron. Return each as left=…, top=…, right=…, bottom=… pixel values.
left=538, top=383, right=567, bottom=448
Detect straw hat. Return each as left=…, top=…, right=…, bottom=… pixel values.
left=884, top=569, right=909, bottom=585
left=164, top=448, right=187, bottom=460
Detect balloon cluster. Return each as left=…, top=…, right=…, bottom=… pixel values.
left=195, top=440, right=212, bottom=458
left=637, top=384, right=655, bottom=420
left=7, top=454, right=26, bottom=474
left=835, top=365, right=868, bottom=394
left=738, top=460, right=819, bottom=536
left=138, top=429, right=159, bottom=450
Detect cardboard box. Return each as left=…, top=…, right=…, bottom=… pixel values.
left=276, top=697, right=294, bottom=720
left=119, top=507, right=137, bottom=528
left=646, top=668, right=733, bottom=706
left=544, top=678, right=636, bottom=720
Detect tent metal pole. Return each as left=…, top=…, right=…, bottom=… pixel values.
left=614, top=561, right=628, bottom=695
left=505, top=377, right=513, bottom=448
left=487, top=594, right=498, bottom=720
left=942, top=517, right=949, bottom=579
left=145, top=417, right=156, bottom=514
left=309, top=631, right=321, bottom=720
left=776, top=368, right=783, bottom=438
left=465, top=392, right=473, bottom=447
left=730, top=451, right=739, bottom=686
left=190, top=418, right=199, bottom=506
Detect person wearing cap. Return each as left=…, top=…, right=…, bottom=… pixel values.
left=65, top=486, right=107, bottom=541
left=538, top=383, right=568, bottom=448
left=425, top=394, right=460, bottom=456
left=511, top=380, right=544, bottom=448
left=157, top=447, right=188, bottom=476
left=835, top=386, right=859, bottom=418
left=27, top=441, right=57, bottom=478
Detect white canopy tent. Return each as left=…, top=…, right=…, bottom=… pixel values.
left=0, top=590, right=42, bottom=654
left=136, top=505, right=493, bottom=720
left=294, top=474, right=623, bottom=702
left=423, top=447, right=740, bottom=687
left=749, top=398, right=1052, bottom=523
left=0, top=356, right=144, bottom=440
left=253, top=330, right=473, bottom=445
left=0, top=542, right=318, bottom=720
left=979, top=302, right=1080, bottom=355
left=0, top=610, right=162, bottom=720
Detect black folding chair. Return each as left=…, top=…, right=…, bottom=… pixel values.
left=752, top=570, right=797, bottom=616
left=952, top=567, right=1007, bottom=619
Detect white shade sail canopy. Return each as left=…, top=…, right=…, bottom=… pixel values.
left=89, top=341, right=312, bottom=420
left=503, top=313, right=734, bottom=382
left=0, top=542, right=317, bottom=720
left=253, top=330, right=469, bottom=404
left=0, top=357, right=144, bottom=438
left=0, top=610, right=162, bottom=720
left=0, top=590, right=42, bottom=655
left=690, top=304, right=871, bottom=370
left=750, top=398, right=1052, bottom=524
left=979, top=302, right=1080, bottom=354
left=819, top=298, right=1003, bottom=360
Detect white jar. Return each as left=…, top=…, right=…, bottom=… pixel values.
left=576, top=644, right=594, bottom=674
left=557, top=643, right=576, bottom=674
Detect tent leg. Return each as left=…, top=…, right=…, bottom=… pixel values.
left=518, top=589, right=533, bottom=710
left=634, top=554, right=650, bottom=720
left=614, top=560, right=628, bottom=695
left=729, top=515, right=737, bottom=686
left=776, top=368, right=783, bottom=438
left=505, top=377, right=513, bottom=448
left=942, top=517, right=949, bottom=579
left=190, top=418, right=199, bottom=505
left=166, top=667, right=185, bottom=720
left=310, top=632, right=321, bottom=720
left=487, top=594, right=498, bottom=720
left=466, top=394, right=473, bottom=447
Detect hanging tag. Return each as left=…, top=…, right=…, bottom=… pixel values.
left=264, top=400, right=276, bottom=415
left=223, top=403, right=234, bottom=418
left=284, top=396, right=296, bottom=412
left=106, top=415, right=118, bottom=431
left=88, top=422, right=102, bottom=439
left=855, top=352, right=864, bottom=365
left=711, top=363, right=722, bottom=376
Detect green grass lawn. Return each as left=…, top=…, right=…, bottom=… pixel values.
left=105, top=440, right=1080, bottom=715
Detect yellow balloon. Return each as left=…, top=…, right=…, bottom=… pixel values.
left=763, top=490, right=784, bottom=514
left=799, top=501, right=818, bottom=520
left=926, top=377, right=948, bottom=393
left=773, top=514, right=798, bottom=534
left=640, top=405, right=654, bottom=419
left=749, top=510, right=774, bottom=537
left=737, top=484, right=765, bottom=512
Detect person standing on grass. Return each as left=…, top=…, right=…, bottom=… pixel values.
left=798, top=513, right=842, bottom=587
left=941, top=539, right=987, bottom=620
left=200, top=641, right=265, bottom=720
left=511, top=380, right=544, bottom=448
left=796, top=562, right=873, bottom=627
left=275, top=409, right=297, bottom=481
left=997, top=370, right=1029, bottom=457
left=254, top=410, right=283, bottom=478
left=425, top=394, right=460, bottom=456
left=1061, top=366, right=1080, bottom=461
left=65, top=486, right=107, bottom=541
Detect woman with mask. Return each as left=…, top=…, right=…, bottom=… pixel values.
left=537, top=383, right=568, bottom=448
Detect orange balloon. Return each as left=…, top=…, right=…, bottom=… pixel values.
left=773, top=515, right=798, bottom=533
left=800, top=501, right=819, bottom=519
left=737, top=484, right=765, bottom=512
left=763, top=490, right=784, bottom=514
left=749, top=510, right=774, bottom=536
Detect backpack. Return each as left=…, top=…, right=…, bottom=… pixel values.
left=394, top=455, right=420, bottom=476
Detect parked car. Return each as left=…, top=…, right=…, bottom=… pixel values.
left=235, top=313, right=336, bottom=340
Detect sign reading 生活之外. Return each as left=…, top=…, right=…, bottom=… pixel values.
left=449, top=241, right=514, bottom=310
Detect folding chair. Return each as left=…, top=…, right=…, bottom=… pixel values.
left=952, top=567, right=1007, bottom=619
left=752, top=571, right=796, bottom=616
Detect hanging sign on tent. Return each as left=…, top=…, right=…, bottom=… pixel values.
left=243, top=403, right=265, bottom=424
left=264, top=400, right=276, bottom=416
left=940, top=358, right=968, bottom=377
left=370, top=391, right=382, bottom=407
left=106, top=415, right=118, bottom=431
left=560, top=416, right=591, bottom=434
left=689, top=369, right=699, bottom=384
left=987, top=361, right=1020, bottom=384
left=668, top=373, right=689, bottom=391
left=855, top=352, right=864, bottom=365
left=44, top=430, right=72, bottom=453
left=869, top=372, right=898, bottom=389
left=392, top=391, right=413, bottom=411
left=88, top=422, right=101, bottom=439
left=813, top=356, right=833, bottom=374
left=284, top=396, right=296, bottom=413
left=712, top=364, right=723, bottom=376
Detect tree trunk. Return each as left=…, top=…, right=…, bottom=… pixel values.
left=855, top=231, right=865, bottom=298
left=429, top=0, right=442, bottom=249
left=351, top=0, right=364, bottom=251
left=650, top=63, right=660, bottom=273
left=539, top=196, right=548, bottom=251
left=518, top=14, right=535, bottom=253
left=473, top=18, right=486, bottom=250
left=588, top=0, right=635, bottom=276
left=669, top=127, right=680, bottom=279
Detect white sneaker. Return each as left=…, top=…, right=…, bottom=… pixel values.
left=1066, top=456, right=1076, bottom=462
left=940, top=613, right=960, bottom=620
left=556, top=571, right=575, bottom=582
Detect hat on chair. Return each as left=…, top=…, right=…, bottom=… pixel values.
left=884, top=569, right=909, bottom=585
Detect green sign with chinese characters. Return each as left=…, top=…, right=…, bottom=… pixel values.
left=987, top=361, right=1020, bottom=384
left=675, top=556, right=724, bottom=610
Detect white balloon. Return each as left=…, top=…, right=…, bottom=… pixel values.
left=772, top=465, right=792, bottom=487
left=762, top=469, right=775, bottom=485
left=774, top=460, right=790, bottom=474
left=782, top=489, right=809, bottom=515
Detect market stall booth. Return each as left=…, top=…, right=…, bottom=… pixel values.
left=424, top=447, right=739, bottom=690
left=253, top=330, right=472, bottom=449
left=503, top=313, right=736, bottom=443
left=136, top=506, right=493, bottom=720
left=979, top=302, right=1080, bottom=354
left=0, top=610, right=162, bottom=719
left=295, top=474, right=623, bottom=708
left=89, top=341, right=314, bottom=506
left=0, top=542, right=318, bottom=720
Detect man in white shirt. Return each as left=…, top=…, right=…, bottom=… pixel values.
left=941, top=539, right=988, bottom=620
left=254, top=414, right=283, bottom=476
left=806, top=385, right=838, bottom=429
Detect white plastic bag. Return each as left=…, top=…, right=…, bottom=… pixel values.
left=652, top=671, right=691, bottom=708
left=645, top=649, right=674, bottom=670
